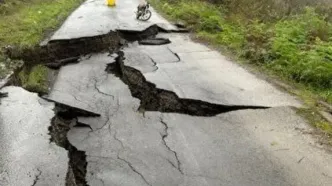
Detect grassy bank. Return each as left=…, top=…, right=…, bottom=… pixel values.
left=151, top=0, right=332, bottom=105
left=18, top=65, right=49, bottom=94
left=0, top=0, right=83, bottom=91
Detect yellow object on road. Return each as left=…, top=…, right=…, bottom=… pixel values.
left=107, top=0, right=115, bottom=6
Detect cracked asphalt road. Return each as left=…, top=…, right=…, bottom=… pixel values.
left=0, top=87, right=68, bottom=186
left=1, top=0, right=332, bottom=185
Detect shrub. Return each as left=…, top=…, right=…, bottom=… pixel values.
left=270, top=8, right=332, bottom=88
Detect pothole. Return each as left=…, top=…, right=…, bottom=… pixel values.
left=105, top=50, right=270, bottom=117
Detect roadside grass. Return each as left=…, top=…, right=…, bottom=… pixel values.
left=151, top=0, right=332, bottom=104
left=0, top=0, right=83, bottom=92
left=151, top=0, right=332, bottom=137
left=297, top=107, right=332, bottom=144
left=18, top=64, right=49, bottom=94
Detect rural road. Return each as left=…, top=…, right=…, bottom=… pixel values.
left=1, top=0, right=332, bottom=185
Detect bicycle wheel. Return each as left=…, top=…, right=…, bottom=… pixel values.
left=140, top=10, right=152, bottom=21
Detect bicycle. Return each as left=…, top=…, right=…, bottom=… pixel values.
left=136, top=3, right=152, bottom=21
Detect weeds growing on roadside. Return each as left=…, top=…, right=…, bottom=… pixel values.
left=0, top=0, right=83, bottom=91
left=151, top=0, right=332, bottom=104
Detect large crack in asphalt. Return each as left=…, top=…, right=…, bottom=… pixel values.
left=105, top=50, right=270, bottom=117
left=49, top=105, right=89, bottom=186
left=21, top=26, right=169, bottom=185
left=2, top=23, right=270, bottom=185
left=101, top=49, right=271, bottom=181
left=4, top=24, right=163, bottom=65
left=5, top=31, right=121, bottom=65
left=3, top=24, right=165, bottom=96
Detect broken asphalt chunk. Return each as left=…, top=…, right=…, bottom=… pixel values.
left=139, top=38, right=171, bottom=45
left=42, top=96, right=101, bottom=117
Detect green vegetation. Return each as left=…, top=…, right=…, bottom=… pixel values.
left=151, top=0, right=332, bottom=104
left=0, top=0, right=83, bottom=92
left=0, top=0, right=82, bottom=47
left=297, top=107, right=332, bottom=143
left=18, top=65, right=49, bottom=94
left=316, top=121, right=332, bottom=138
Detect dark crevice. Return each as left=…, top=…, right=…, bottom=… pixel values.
left=3, top=21, right=268, bottom=185
left=3, top=25, right=170, bottom=96
left=0, top=92, right=8, bottom=105
left=4, top=30, right=121, bottom=95
left=105, top=50, right=270, bottom=117
left=45, top=56, right=80, bottom=70
left=49, top=105, right=89, bottom=186
left=1, top=23, right=190, bottom=186
left=117, top=25, right=161, bottom=42
left=6, top=31, right=121, bottom=64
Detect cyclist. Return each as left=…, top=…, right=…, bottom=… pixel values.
left=137, top=0, right=148, bottom=16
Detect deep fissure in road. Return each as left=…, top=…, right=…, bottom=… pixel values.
left=4, top=25, right=166, bottom=94
left=5, top=24, right=164, bottom=66
left=0, top=24, right=175, bottom=185
left=2, top=23, right=270, bottom=185
left=5, top=31, right=120, bottom=65
left=106, top=50, right=270, bottom=116
left=49, top=104, right=90, bottom=186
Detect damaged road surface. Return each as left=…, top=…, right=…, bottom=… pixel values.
left=0, top=87, right=68, bottom=186
left=2, top=0, right=332, bottom=185
left=48, top=44, right=332, bottom=186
